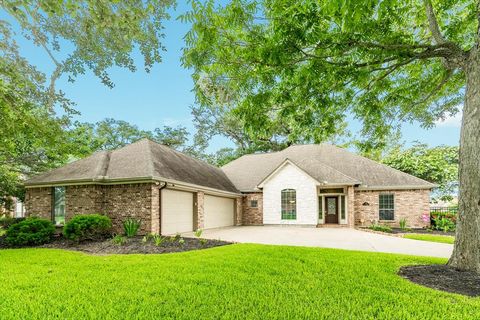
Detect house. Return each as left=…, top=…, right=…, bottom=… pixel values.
left=24, top=139, right=434, bottom=234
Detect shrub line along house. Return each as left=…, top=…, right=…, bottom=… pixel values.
left=24, top=139, right=435, bottom=234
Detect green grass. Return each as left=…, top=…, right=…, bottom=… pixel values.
left=0, top=245, right=478, bottom=319
left=404, top=233, right=455, bottom=244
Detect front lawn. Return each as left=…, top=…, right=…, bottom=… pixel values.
left=0, top=245, right=478, bottom=319
left=404, top=234, right=455, bottom=244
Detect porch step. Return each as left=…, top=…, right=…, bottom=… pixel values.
left=316, top=224, right=349, bottom=228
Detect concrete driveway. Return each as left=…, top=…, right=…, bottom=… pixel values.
left=184, top=226, right=453, bottom=258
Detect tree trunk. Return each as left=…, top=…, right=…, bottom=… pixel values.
left=448, top=45, right=480, bottom=272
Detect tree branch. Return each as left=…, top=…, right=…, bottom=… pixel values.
left=424, top=0, right=447, bottom=45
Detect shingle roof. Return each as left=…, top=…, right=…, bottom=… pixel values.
left=222, top=144, right=435, bottom=192
left=25, top=139, right=239, bottom=193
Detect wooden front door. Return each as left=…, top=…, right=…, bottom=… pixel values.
left=325, top=197, right=338, bottom=224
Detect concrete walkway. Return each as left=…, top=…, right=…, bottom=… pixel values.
left=184, top=226, right=453, bottom=258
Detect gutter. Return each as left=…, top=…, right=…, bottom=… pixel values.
left=24, top=176, right=242, bottom=198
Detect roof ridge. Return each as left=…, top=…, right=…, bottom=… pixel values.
left=145, top=139, right=155, bottom=177
left=294, top=157, right=360, bottom=183
left=97, top=151, right=112, bottom=178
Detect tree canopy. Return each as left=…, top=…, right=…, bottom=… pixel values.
left=382, top=143, right=459, bottom=200
left=69, top=118, right=191, bottom=154
left=182, top=0, right=469, bottom=153
left=0, top=0, right=175, bottom=201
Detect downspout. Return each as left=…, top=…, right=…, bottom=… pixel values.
left=158, top=182, right=168, bottom=235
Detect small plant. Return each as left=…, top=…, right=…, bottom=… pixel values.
left=368, top=223, right=392, bottom=233
left=178, top=238, right=185, bottom=247
left=5, top=217, right=55, bottom=246
left=199, top=238, right=208, bottom=246
left=152, top=234, right=165, bottom=246
left=122, top=218, right=141, bottom=237
left=194, top=229, right=203, bottom=238
left=63, top=214, right=112, bottom=242
left=142, top=236, right=148, bottom=243
left=434, top=217, right=456, bottom=232
left=174, top=233, right=181, bottom=241
left=112, top=235, right=126, bottom=246
left=399, top=218, right=407, bottom=230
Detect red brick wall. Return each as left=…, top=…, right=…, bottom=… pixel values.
left=103, top=183, right=157, bottom=234
left=193, top=191, right=204, bottom=230
left=65, top=185, right=105, bottom=221
left=25, top=183, right=159, bottom=235
left=354, top=189, right=431, bottom=228
left=25, top=187, right=52, bottom=220
left=242, top=193, right=263, bottom=225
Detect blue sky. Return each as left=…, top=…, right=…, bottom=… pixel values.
left=13, top=3, right=461, bottom=152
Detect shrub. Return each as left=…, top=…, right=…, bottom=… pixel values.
left=368, top=223, right=392, bottom=233
left=152, top=234, right=165, bottom=246
left=0, top=216, right=25, bottom=229
left=194, top=229, right=203, bottom=238
left=122, top=218, right=141, bottom=237
left=178, top=238, right=185, bottom=247
left=63, top=214, right=112, bottom=242
left=5, top=218, right=55, bottom=246
left=433, top=217, right=456, bottom=232
left=399, top=218, right=407, bottom=230
left=112, top=235, right=126, bottom=246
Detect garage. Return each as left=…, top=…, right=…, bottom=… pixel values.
left=161, top=189, right=193, bottom=235
left=204, top=195, right=235, bottom=229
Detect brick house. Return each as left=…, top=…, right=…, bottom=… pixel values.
left=24, top=139, right=434, bottom=234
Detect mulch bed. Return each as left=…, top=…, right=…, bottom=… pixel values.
left=0, top=235, right=232, bottom=255
left=390, top=228, right=455, bottom=236
left=399, top=265, right=480, bottom=297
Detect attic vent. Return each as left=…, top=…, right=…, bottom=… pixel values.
left=362, top=202, right=370, bottom=206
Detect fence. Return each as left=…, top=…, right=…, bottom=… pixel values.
left=430, top=207, right=458, bottom=215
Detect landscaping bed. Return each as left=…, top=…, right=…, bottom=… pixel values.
left=390, top=228, right=455, bottom=236
left=0, top=234, right=232, bottom=255
left=399, top=265, right=480, bottom=297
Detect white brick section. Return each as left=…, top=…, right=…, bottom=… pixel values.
left=262, top=163, right=318, bottom=225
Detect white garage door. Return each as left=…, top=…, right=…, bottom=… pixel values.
left=161, top=189, right=193, bottom=235
left=204, top=195, right=235, bottom=229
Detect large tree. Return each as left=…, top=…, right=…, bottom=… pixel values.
left=69, top=119, right=191, bottom=153
left=0, top=0, right=174, bottom=199
left=382, top=143, right=459, bottom=200
left=182, top=0, right=479, bottom=271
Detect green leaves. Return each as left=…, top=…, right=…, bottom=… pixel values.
left=182, top=0, right=472, bottom=154
left=382, top=143, right=459, bottom=199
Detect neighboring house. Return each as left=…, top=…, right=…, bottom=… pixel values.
left=24, top=139, right=434, bottom=235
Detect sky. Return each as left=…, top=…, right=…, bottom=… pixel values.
left=11, top=2, right=461, bottom=152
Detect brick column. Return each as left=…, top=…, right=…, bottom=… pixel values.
left=193, top=192, right=205, bottom=230
left=234, top=197, right=243, bottom=226
left=347, top=186, right=355, bottom=228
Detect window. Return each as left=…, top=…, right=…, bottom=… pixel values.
left=53, top=187, right=66, bottom=225
left=379, top=194, right=394, bottom=220
left=281, top=189, right=296, bottom=220
left=340, top=196, right=346, bottom=220
left=250, top=200, right=258, bottom=208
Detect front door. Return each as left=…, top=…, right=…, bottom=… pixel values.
left=325, top=197, right=338, bottom=224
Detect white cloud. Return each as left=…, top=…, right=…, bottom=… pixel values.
left=435, top=111, right=462, bottom=127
